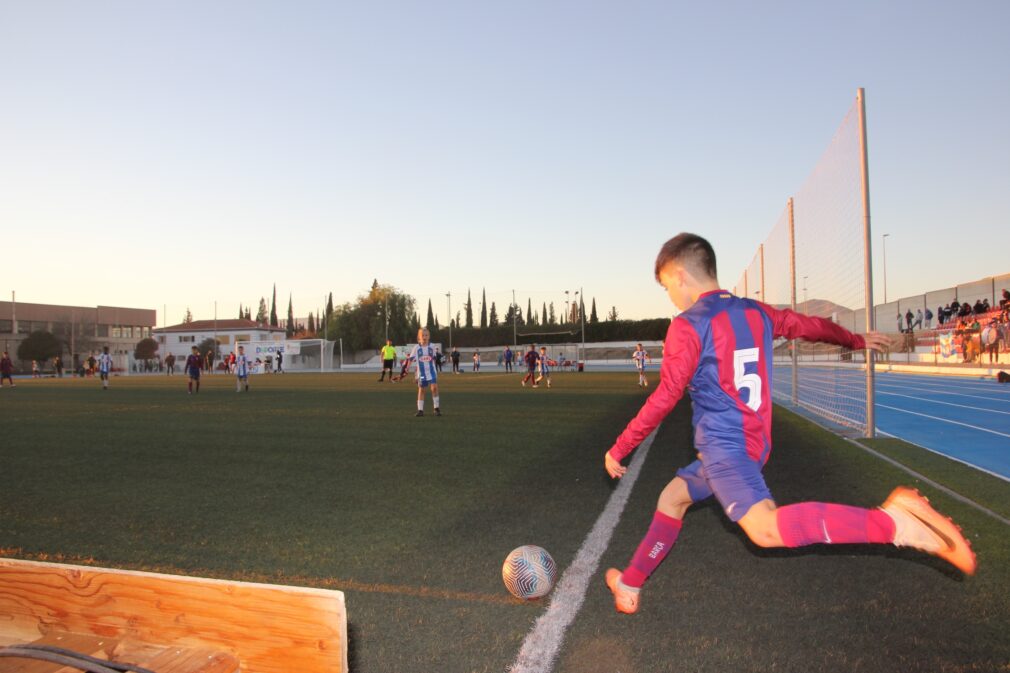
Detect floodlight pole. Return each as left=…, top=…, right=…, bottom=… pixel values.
left=580, top=287, right=586, bottom=367
left=858, top=87, right=876, bottom=439
left=788, top=198, right=798, bottom=406
left=446, top=292, right=452, bottom=350
left=882, top=233, right=890, bottom=304
left=512, top=289, right=517, bottom=346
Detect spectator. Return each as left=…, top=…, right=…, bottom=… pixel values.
left=914, top=309, right=923, bottom=330
left=982, top=298, right=991, bottom=313
left=905, top=309, right=914, bottom=332
left=897, top=312, right=904, bottom=333
left=973, top=299, right=985, bottom=315
left=1000, top=289, right=1010, bottom=311
left=984, top=318, right=1000, bottom=363
left=924, top=306, right=933, bottom=329
left=960, top=302, right=972, bottom=318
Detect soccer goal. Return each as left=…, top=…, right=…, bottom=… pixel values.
left=235, top=339, right=337, bottom=373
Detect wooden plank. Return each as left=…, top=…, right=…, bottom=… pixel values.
left=0, top=559, right=346, bottom=673
left=0, top=632, right=116, bottom=673
left=132, top=647, right=240, bottom=673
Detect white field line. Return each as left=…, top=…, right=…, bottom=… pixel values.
left=875, top=403, right=1010, bottom=439
left=508, top=429, right=656, bottom=673
left=876, top=390, right=1010, bottom=416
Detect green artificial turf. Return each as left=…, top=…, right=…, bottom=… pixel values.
left=1, top=373, right=1007, bottom=672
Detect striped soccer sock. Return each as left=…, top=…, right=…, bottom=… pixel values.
left=776, top=502, right=895, bottom=547
left=622, top=510, right=683, bottom=588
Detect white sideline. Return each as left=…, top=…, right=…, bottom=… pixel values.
left=508, top=429, right=656, bottom=673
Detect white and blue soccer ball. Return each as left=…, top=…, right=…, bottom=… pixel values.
left=502, top=545, right=557, bottom=600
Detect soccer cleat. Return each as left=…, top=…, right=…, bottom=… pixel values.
left=882, top=486, right=977, bottom=575
left=434, top=408, right=442, bottom=417
left=605, top=568, right=640, bottom=614
left=521, top=380, right=526, bottom=387
left=415, top=410, right=424, bottom=417
left=532, top=384, right=539, bottom=388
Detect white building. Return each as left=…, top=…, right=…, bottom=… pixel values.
left=154, top=319, right=286, bottom=361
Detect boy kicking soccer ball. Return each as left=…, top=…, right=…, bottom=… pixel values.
left=604, top=233, right=975, bottom=615
left=411, top=328, right=441, bottom=417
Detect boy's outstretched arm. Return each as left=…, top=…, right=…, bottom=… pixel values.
left=605, top=319, right=700, bottom=479
left=764, top=304, right=888, bottom=351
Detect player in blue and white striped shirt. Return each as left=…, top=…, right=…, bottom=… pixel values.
left=631, top=343, right=651, bottom=388
left=411, top=328, right=441, bottom=417
left=98, top=346, right=114, bottom=389
left=235, top=346, right=251, bottom=392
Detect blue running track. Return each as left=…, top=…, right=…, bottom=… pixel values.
left=773, top=367, right=1010, bottom=481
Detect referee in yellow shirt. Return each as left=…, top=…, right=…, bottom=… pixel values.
left=378, top=339, right=397, bottom=382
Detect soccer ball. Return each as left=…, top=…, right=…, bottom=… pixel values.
left=502, top=545, right=557, bottom=600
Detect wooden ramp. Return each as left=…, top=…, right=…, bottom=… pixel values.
left=0, top=558, right=347, bottom=673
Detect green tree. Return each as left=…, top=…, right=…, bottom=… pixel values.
left=549, top=302, right=556, bottom=325
left=238, top=304, right=244, bottom=320
left=17, top=330, right=63, bottom=364
left=590, top=298, right=599, bottom=323
left=542, top=302, right=548, bottom=327
left=270, top=284, right=278, bottom=327
left=331, top=281, right=417, bottom=352
left=286, top=294, right=295, bottom=338
left=134, top=337, right=159, bottom=360
left=256, top=298, right=268, bottom=324
left=608, top=306, right=619, bottom=321
left=426, top=299, right=435, bottom=329
left=197, top=337, right=217, bottom=358
left=244, top=307, right=252, bottom=320
left=480, top=289, right=487, bottom=328
left=489, top=302, right=498, bottom=327
left=183, top=307, right=193, bottom=323
left=465, top=289, right=473, bottom=328
left=307, top=312, right=316, bottom=334
left=527, top=299, right=534, bottom=326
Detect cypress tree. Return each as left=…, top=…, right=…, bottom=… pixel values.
left=286, top=294, right=294, bottom=337
left=480, top=288, right=488, bottom=328
left=270, top=284, right=278, bottom=327
left=590, top=298, right=599, bottom=323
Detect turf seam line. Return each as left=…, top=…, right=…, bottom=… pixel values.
left=843, top=436, right=1010, bottom=527
left=508, top=428, right=657, bottom=673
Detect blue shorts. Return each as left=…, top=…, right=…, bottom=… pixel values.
left=676, top=453, right=772, bottom=522
left=418, top=376, right=436, bottom=388
left=189, top=369, right=201, bottom=380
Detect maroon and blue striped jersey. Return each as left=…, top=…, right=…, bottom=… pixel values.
left=608, top=290, right=865, bottom=465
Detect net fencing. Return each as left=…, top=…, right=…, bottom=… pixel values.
left=733, top=92, right=872, bottom=434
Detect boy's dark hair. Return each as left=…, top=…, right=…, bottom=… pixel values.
left=654, top=233, right=718, bottom=282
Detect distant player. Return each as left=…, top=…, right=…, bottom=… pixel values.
left=32, top=360, right=40, bottom=378
left=410, top=328, right=441, bottom=416
left=0, top=351, right=14, bottom=388
left=604, top=233, right=975, bottom=615
left=97, top=346, right=114, bottom=390
left=391, top=353, right=415, bottom=382
left=521, top=344, right=539, bottom=387
left=536, top=346, right=552, bottom=388
left=185, top=346, right=202, bottom=394
left=631, top=343, right=651, bottom=387
left=472, top=348, right=481, bottom=372
left=235, top=345, right=251, bottom=392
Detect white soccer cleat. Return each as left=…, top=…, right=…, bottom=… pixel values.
left=882, top=487, right=976, bottom=575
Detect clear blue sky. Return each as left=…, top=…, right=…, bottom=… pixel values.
left=2, top=1, right=1007, bottom=325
